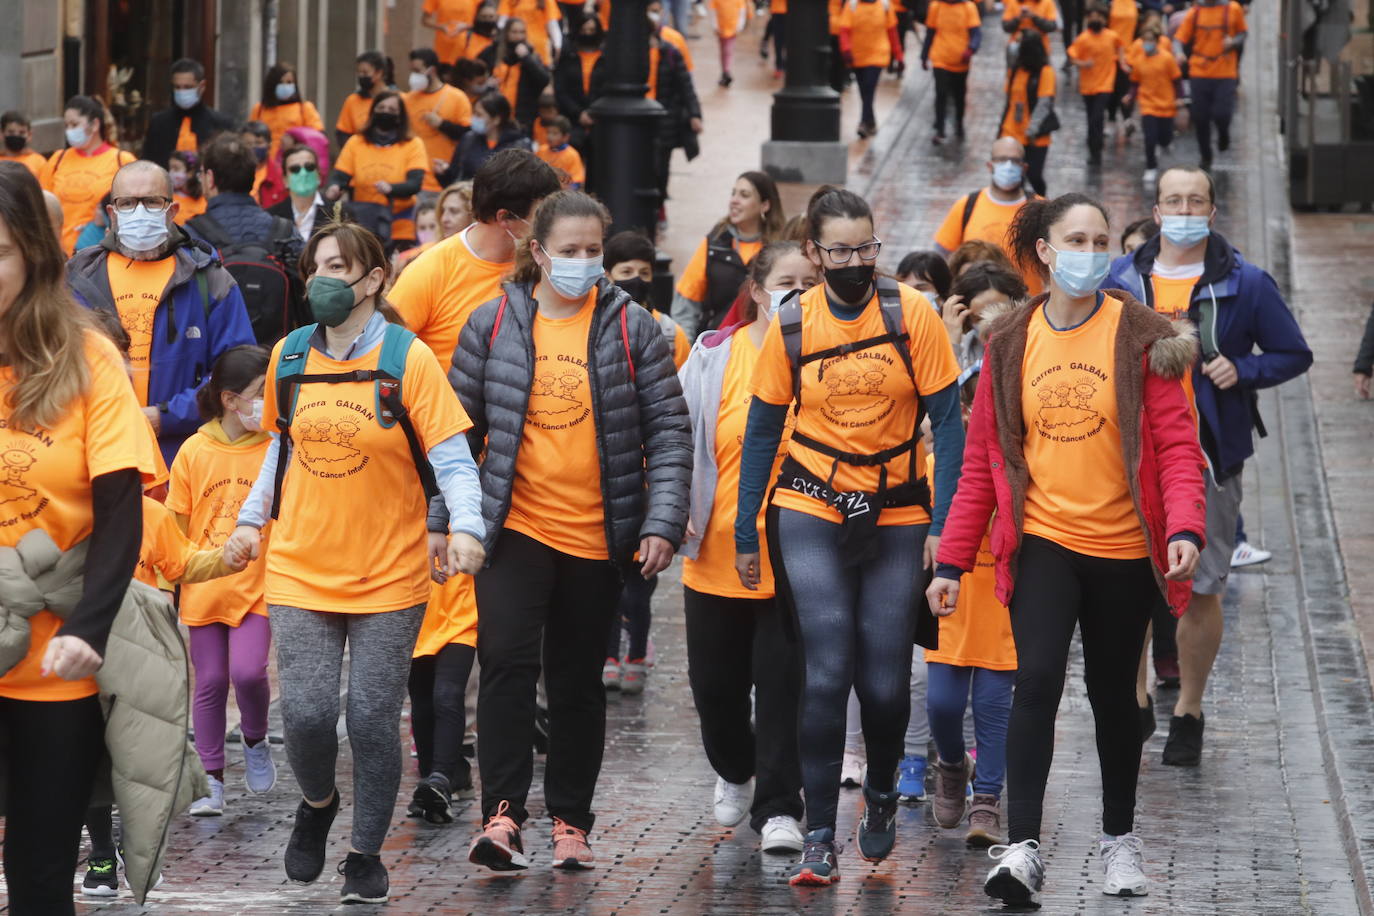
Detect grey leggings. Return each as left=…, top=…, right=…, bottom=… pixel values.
left=773, top=507, right=927, bottom=832
left=269, top=603, right=425, bottom=856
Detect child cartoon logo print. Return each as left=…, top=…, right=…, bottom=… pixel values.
left=291, top=400, right=373, bottom=477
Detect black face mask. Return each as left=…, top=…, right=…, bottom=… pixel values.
left=357, top=74, right=375, bottom=93
left=372, top=111, right=400, bottom=132
left=825, top=264, right=876, bottom=305
left=1088, top=20, right=1105, bottom=31
left=617, top=276, right=653, bottom=309
left=2, top=135, right=25, bottom=153
left=474, top=20, right=497, bottom=36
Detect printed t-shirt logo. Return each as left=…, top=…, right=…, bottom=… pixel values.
left=817, top=352, right=895, bottom=428
left=203, top=495, right=245, bottom=545
left=1030, top=362, right=1109, bottom=442
left=0, top=433, right=53, bottom=526
left=292, top=398, right=374, bottom=478
left=526, top=354, right=591, bottom=431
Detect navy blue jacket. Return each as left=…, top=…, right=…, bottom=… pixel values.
left=196, top=192, right=277, bottom=245
left=1105, top=231, right=1312, bottom=480
left=67, top=228, right=257, bottom=465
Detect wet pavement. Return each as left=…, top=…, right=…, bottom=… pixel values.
left=21, top=1, right=1374, bottom=913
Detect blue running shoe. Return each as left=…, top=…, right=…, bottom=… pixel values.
left=896, top=755, right=927, bottom=803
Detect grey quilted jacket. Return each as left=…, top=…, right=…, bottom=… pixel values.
left=450, top=279, right=693, bottom=561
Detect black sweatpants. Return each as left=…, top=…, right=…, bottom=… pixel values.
left=1025, top=145, right=1049, bottom=196
left=684, top=587, right=804, bottom=832
left=409, top=642, right=477, bottom=785
left=933, top=68, right=969, bottom=135
left=1006, top=535, right=1156, bottom=843
left=0, top=695, right=106, bottom=915
left=474, top=529, right=623, bottom=832
left=1084, top=92, right=1111, bottom=160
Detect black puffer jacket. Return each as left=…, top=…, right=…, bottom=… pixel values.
left=451, top=279, right=692, bottom=562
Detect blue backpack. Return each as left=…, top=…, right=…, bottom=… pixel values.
left=269, top=322, right=439, bottom=518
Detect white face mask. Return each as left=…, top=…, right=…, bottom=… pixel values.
left=408, top=71, right=430, bottom=93
left=763, top=288, right=793, bottom=321
left=540, top=247, right=604, bottom=299
left=235, top=397, right=264, bottom=432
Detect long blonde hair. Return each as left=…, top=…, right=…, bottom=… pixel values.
left=0, top=162, right=91, bottom=430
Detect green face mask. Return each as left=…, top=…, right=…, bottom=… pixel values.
left=287, top=167, right=320, bottom=197
left=307, top=274, right=365, bottom=327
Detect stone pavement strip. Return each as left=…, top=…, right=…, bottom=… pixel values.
left=25, top=4, right=1374, bottom=914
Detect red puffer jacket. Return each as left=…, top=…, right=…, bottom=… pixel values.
left=936, top=293, right=1208, bottom=616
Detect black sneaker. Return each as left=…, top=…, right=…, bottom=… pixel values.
left=1139, top=695, right=1157, bottom=743
left=413, top=772, right=453, bottom=824
left=339, top=852, right=389, bottom=905
left=1162, top=712, right=1205, bottom=766
left=82, top=856, right=119, bottom=897
left=856, top=782, right=901, bottom=862
left=285, top=790, right=339, bottom=883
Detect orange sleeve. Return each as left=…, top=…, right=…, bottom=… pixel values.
left=144, top=498, right=195, bottom=584
left=387, top=247, right=438, bottom=336
left=335, top=136, right=358, bottom=177
left=672, top=325, right=691, bottom=370
left=934, top=194, right=970, bottom=251
left=445, top=90, right=473, bottom=126
left=305, top=101, right=325, bottom=131
left=748, top=318, right=796, bottom=406
left=1039, top=66, right=1057, bottom=96
left=1174, top=8, right=1196, bottom=44
left=38, top=152, right=57, bottom=190
left=1067, top=33, right=1087, bottom=60
left=1231, top=2, right=1248, bottom=32
left=165, top=440, right=195, bottom=516
left=904, top=291, right=961, bottom=394
left=425, top=0, right=439, bottom=13
left=674, top=238, right=711, bottom=302
left=569, top=148, right=586, bottom=185
left=402, top=338, right=474, bottom=449
left=84, top=334, right=158, bottom=483
left=925, top=1, right=940, bottom=28
left=406, top=138, right=430, bottom=174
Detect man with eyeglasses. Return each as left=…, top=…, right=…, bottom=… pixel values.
left=933, top=136, right=1042, bottom=296
left=64, top=160, right=255, bottom=464
left=1104, top=165, right=1311, bottom=767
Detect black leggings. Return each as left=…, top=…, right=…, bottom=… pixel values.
left=684, top=587, right=804, bottom=832
left=933, top=68, right=969, bottom=134
left=1025, top=145, right=1049, bottom=196
left=1, top=695, right=106, bottom=915
left=1006, top=535, right=1156, bottom=843
left=606, top=572, right=656, bottom=660
left=408, top=642, right=477, bottom=785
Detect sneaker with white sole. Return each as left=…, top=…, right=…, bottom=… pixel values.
left=840, top=747, right=865, bottom=788
left=760, top=815, right=805, bottom=854
left=602, top=657, right=621, bottom=690
left=896, top=754, right=927, bottom=803
left=338, top=852, right=389, bottom=904
left=619, top=658, right=648, bottom=695
left=984, top=839, right=1044, bottom=907
left=713, top=776, right=754, bottom=827
left=1101, top=833, right=1149, bottom=896
left=244, top=740, right=277, bottom=795
left=189, top=775, right=225, bottom=816
left=1231, top=541, right=1272, bottom=568
left=788, top=828, right=840, bottom=886
left=82, top=856, right=119, bottom=897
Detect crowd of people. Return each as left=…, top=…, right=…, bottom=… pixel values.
left=0, top=0, right=1321, bottom=912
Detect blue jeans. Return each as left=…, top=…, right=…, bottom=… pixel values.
left=773, top=506, right=927, bottom=832
left=927, top=662, right=1014, bottom=798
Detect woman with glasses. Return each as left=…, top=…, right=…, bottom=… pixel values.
left=735, top=185, right=965, bottom=886
left=269, top=145, right=354, bottom=242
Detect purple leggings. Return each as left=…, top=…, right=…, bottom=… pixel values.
left=189, top=615, right=273, bottom=770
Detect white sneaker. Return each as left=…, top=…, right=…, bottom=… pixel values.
left=244, top=740, right=277, bottom=795
left=713, top=776, right=754, bottom=827
left=984, top=839, right=1044, bottom=907
left=1101, top=834, right=1149, bottom=896
left=840, top=747, right=866, bottom=788
left=189, top=775, right=225, bottom=816
left=1231, top=541, right=1273, bottom=568
left=760, top=815, right=805, bottom=854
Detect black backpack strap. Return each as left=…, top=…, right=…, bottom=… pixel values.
left=876, top=276, right=916, bottom=383
left=779, top=290, right=806, bottom=410
left=960, top=189, right=981, bottom=233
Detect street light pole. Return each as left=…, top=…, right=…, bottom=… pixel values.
left=761, top=0, right=847, bottom=184
left=588, top=0, right=666, bottom=236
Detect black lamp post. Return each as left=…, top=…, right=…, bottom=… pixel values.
left=761, top=0, right=846, bottom=183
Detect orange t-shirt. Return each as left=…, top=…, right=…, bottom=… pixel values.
left=1068, top=28, right=1125, bottom=96
left=1175, top=1, right=1246, bottom=80
left=1128, top=44, right=1182, bottom=117
left=675, top=235, right=764, bottom=304
left=923, top=456, right=1015, bottom=669
left=505, top=293, right=607, bottom=559
left=415, top=568, right=477, bottom=657
left=454, top=30, right=495, bottom=62
left=0, top=333, right=157, bottom=702
left=175, top=117, right=198, bottom=154
left=1021, top=296, right=1148, bottom=559
left=172, top=191, right=207, bottom=225
left=1002, top=0, right=1058, bottom=37
left=335, top=93, right=378, bottom=137
left=683, top=331, right=790, bottom=598
left=662, top=26, right=695, bottom=70
left=1151, top=271, right=1199, bottom=410
left=579, top=50, right=602, bottom=94
left=263, top=333, right=472, bottom=612
left=751, top=283, right=960, bottom=526
left=334, top=135, right=430, bottom=208
left=712, top=0, right=751, bottom=39
left=499, top=0, right=562, bottom=64
left=934, top=190, right=1043, bottom=297
left=1109, top=0, right=1139, bottom=42
left=167, top=423, right=272, bottom=627
left=406, top=85, right=474, bottom=192
left=925, top=0, right=981, bottom=73
left=249, top=100, right=324, bottom=159
left=1001, top=65, right=1056, bottom=148
left=388, top=225, right=514, bottom=372
left=0, top=149, right=46, bottom=178
left=107, top=253, right=177, bottom=406
left=426, top=0, right=483, bottom=62
left=135, top=495, right=196, bottom=588
left=538, top=144, right=586, bottom=186
left=838, top=0, right=899, bottom=69
left=40, top=145, right=135, bottom=256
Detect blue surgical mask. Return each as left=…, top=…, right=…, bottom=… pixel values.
left=1047, top=244, right=1110, bottom=298
left=540, top=248, right=604, bottom=299
left=65, top=125, right=89, bottom=148
left=1142, top=40, right=1158, bottom=55
left=115, top=204, right=171, bottom=253
left=1159, top=214, right=1211, bottom=248
left=275, top=82, right=297, bottom=102
left=991, top=160, right=1024, bottom=191
left=173, top=87, right=202, bottom=110
left=469, top=116, right=487, bottom=136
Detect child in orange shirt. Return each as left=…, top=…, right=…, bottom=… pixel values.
left=1125, top=23, right=1182, bottom=177
left=1067, top=4, right=1125, bottom=166
left=536, top=116, right=585, bottom=190
left=839, top=0, right=904, bottom=138
left=168, top=150, right=207, bottom=226
left=710, top=0, right=752, bottom=87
